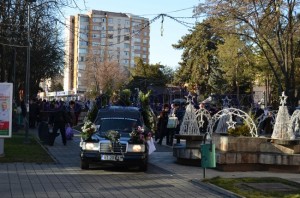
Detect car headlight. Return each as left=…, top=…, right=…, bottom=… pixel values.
left=82, top=142, right=99, bottom=151
left=127, top=144, right=145, bottom=152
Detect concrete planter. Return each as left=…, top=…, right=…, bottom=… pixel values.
left=173, top=135, right=205, bottom=165
left=212, top=134, right=300, bottom=172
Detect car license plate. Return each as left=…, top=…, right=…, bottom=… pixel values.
left=101, top=154, right=124, bottom=161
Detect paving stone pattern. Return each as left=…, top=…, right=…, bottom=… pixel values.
left=0, top=130, right=235, bottom=198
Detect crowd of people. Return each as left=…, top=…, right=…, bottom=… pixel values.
left=155, top=103, right=185, bottom=146
left=13, top=98, right=89, bottom=146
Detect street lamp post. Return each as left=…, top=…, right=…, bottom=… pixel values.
left=24, top=0, right=36, bottom=143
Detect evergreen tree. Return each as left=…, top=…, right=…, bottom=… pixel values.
left=172, top=18, right=224, bottom=96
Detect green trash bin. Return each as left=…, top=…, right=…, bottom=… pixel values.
left=201, top=143, right=216, bottom=168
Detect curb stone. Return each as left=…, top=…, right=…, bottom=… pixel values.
left=33, top=135, right=58, bottom=164
left=191, top=179, right=245, bottom=198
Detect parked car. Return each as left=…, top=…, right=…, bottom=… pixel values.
left=80, top=106, right=149, bottom=171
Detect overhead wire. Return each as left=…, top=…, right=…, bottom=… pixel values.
left=0, top=5, right=199, bottom=50
left=138, top=6, right=195, bottom=16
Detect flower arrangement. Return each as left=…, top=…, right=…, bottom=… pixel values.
left=81, top=119, right=97, bottom=140
left=129, top=126, right=152, bottom=144
left=105, top=130, right=121, bottom=143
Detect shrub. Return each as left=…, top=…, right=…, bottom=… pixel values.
left=87, top=104, right=98, bottom=122
left=227, top=124, right=251, bottom=137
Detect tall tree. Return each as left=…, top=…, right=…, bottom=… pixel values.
left=172, top=19, right=225, bottom=96
left=0, top=0, right=87, bottom=99
left=195, top=0, right=300, bottom=105
left=84, top=49, right=127, bottom=97
left=127, top=57, right=170, bottom=92
left=217, top=35, right=256, bottom=97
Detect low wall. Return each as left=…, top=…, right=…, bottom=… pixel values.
left=173, top=135, right=205, bottom=165
left=212, top=134, right=300, bottom=172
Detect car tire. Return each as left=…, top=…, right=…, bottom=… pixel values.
left=80, top=160, right=89, bottom=170
left=139, top=159, right=148, bottom=172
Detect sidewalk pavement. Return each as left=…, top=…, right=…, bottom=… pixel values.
left=0, top=128, right=299, bottom=198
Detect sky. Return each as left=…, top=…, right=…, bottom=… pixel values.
left=63, top=0, right=202, bottom=69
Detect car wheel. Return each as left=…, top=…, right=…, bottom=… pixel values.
left=80, top=160, right=89, bottom=170
left=139, top=160, right=148, bottom=171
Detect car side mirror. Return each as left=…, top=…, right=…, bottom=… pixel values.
left=96, top=125, right=100, bottom=130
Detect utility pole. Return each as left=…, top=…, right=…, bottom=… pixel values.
left=24, top=0, right=36, bottom=143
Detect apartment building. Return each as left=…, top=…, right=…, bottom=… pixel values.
left=64, top=10, right=150, bottom=94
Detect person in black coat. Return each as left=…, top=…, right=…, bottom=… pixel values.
left=48, top=102, right=71, bottom=146
left=19, top=99, right=27, bottom=128
left=29, top=98, right=39, bottom=128
left=157, top=104, right=170, bottom=145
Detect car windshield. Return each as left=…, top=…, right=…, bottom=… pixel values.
left=98, top=118, right=141, bottom=137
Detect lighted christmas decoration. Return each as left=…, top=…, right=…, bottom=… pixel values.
left=179, top=93, right=200, bottom=135
left=271, top=92, right=295, bottom=140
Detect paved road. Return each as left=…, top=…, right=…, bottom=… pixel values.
left=0, top=129, right=299, bottom=198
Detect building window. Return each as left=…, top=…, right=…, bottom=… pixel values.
left=124, top=43, right=130, bottom=48
left=101, top=33, right=106, bottom=38
left=92, top=34, right=100, bottom=38
left=124, top=36, right=130, bottom=41
left=92, top=42, right=99, bottom=46
left=92, top=18, right=100, bottom=22
left=80, top=25, right=88, bottom=30
left=124, top=51, right=129, bottom=56
left=125, top=20, right=130, bottom=26
left=143, top=39, right=148, bottom=44
left=93, top=26, right=100, bottom=30
left=80, top=17, right=89, bottom=22
left=108, top=26, right=114, bottom=31
left=123, top=59, right=129, bottom=65
left=134, top=45, right=141, bottom=50
left=124, top=28, right=130, bottom=33
left=108, top=18, right=113, bottom=24
left=92, top=49, right=100, bottom=54
left=102, top=18, right=106, bottom=22
left=80, top=56, right=85, bottom=62
left=108, top=34, right=113, bottom=39
left=79, top=48, right=87, bottom=54
left=101, top=26, right=106, bottom=30
left=79, top=41, right=88, bottom=46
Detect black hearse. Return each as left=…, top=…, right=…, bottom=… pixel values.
left=80, top=106, right=149, bottom=171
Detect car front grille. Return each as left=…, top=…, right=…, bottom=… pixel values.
left=100, top=142, right=127, bottom=153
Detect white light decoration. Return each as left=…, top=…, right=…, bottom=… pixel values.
left=179, top=93, right=200, bottom=135
left=210, top=108, right=258, bottom=137
left=271, top=92, right=295, bottom=140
